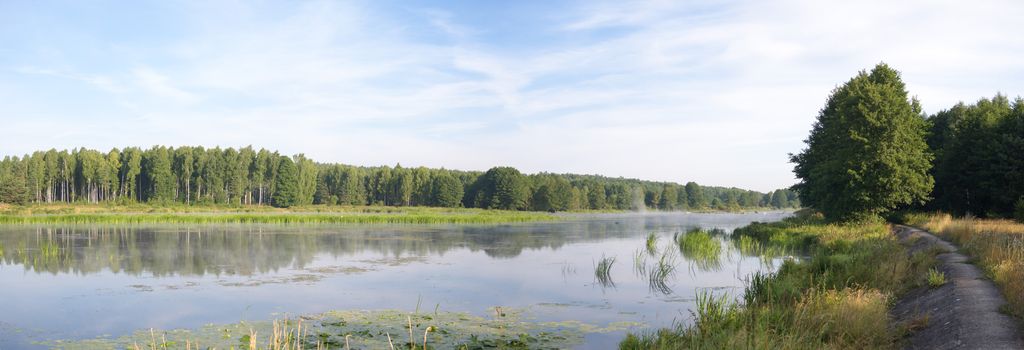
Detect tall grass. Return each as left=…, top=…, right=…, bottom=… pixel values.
left=632, top=248, right=647, bottom=277
left=905, top=213, right=1024, bottom=318
left=645, top=233, right=659, bottom=255
left=677, top=229, right=723, bottom=271
left=648, top=251, right=677, bottom=294
left=621, top=213, right=935, bottom=349
left=595, top=255, right=616, bottom=287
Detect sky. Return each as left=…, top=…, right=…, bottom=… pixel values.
left=1, top=0, right=1022, bottom=192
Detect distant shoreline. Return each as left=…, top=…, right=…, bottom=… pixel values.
left=0, top=203, right=795, bottom=225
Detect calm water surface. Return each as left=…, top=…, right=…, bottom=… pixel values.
left=0, top=212, right=789, bottom=349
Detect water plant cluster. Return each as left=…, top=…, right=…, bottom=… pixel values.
left=620, top=212, right=939, bottom=349
left=594, top=255, right=616, bottom=287
left=50, top=307, right=637, bottom=349
left=600, top=228, right=740, bottom=295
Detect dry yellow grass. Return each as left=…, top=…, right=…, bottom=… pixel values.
left=907, top=213, right=1024, bottom=318
left=794, top=288, right=891, bottom=349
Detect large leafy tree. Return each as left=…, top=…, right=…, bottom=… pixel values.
left=468, top=167, right=529, bottom=210
left=430, top=171, right=464, bottom=207
left=685, top=182, right=704, bottom=209
left=791, top=63, right=933, bottom=221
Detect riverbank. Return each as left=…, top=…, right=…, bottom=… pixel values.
left=621, top=212, right=938, bottom=349
left=0, top=203, right=791, bottom=225
left=0, top=203, right=559, bottom=224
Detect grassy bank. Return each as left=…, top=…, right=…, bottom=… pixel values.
left=621, top=212, right=936, bottom=349
left=903, top=213, right=1024, bottom=320
left=0, top=203, right=560, bottom=225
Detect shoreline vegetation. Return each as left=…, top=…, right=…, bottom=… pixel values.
left=621, top=211, right=938, bottom=349
left=47, top=307, right=640, bottom=349
left=0, top=203, right=789, bottom=225
left=0, top=204, right=559, bottom=225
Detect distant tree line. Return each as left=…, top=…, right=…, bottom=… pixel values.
left=0, top=146, right=798, bottom=211
left=791, top=62, right=1023, bottom=221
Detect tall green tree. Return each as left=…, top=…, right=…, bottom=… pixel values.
left=0, top=157, right=30, bottom=204
left=142, top=146, right=175, bottom=202
left=791, top=63, right=933, bottom=221
left=469, top=167, right=529, bottom=210
left=430, top=171, right=464, bottom=207
left=272, top=156, right=300, bottom=208
left=685, top=182, right=704, bottom=209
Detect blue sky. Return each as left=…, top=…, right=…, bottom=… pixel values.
left=2, top=0, right=1022, bottom=192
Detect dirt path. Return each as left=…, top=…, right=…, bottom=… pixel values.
left=892, top=225, right=1024, bottom=349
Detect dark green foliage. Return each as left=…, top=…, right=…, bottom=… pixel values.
left=685, top=182, right=704, bottom=209
left=431, top=172, right=464, bottom=207
left=142, top=146, right=175, bottom=202
left=1015, top=198, right=1024, bottom=224
left=791, top=63, right=933, bottom=221
left=467, top=167, right=529, bottom=210
left=271, top=157, right=299, bottom=208
left=530, top=174, right=572, bottom=212
left=0, top=146, right=785, bottom=212
left=659, top=185, right=678, bottom=210
left=927, top=95, right=1024, bottom=217
left=0, top=158, right=30, bottom=205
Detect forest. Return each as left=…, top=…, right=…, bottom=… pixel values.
left=0, top=146, right=800, bottom=211
left=925, top=94, right=1024, bottom=218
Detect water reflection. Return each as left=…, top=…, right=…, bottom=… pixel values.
left=0, top=212, right=791, bottom=350
left=0, top=213, right=783, bottom=277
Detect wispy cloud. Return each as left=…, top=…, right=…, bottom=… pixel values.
left=1, top=0, right=1022, bottom=191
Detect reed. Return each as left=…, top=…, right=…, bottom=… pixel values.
left=645, top=233, right=659, bottom=255
left=632, top=248, right=647, bottom=277
left=647, top=251, right=677, bottom=294
left=677, top=229, right=723, bottom=271
left=594, top=255, right=616, bottom=287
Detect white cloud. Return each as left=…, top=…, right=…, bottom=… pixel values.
left=2, top=0, right=1023, bottom=192
left=132, top=66, right=199, bottom=104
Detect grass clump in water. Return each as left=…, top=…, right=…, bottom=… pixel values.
left=51, top=307, right=635, bottom=349
left=632, top=248, right=647, bottom=277
left=621, top=212, right=937, bottom=349
left=647, top=251, right=677, bottom=295
left=595, top=255, right=617, bottom=287
left=677, top=229, right=723, bottom=271
left=645, top=233, right=659, bottom=255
